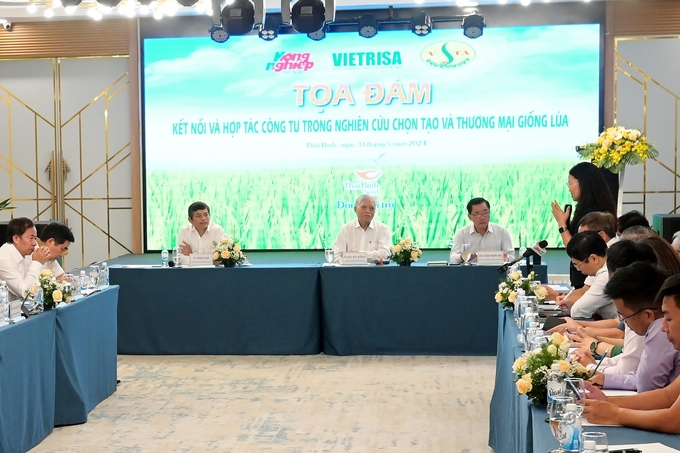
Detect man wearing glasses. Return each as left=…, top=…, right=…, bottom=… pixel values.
left=561, top=230, right=617, bottom=320
left=449, top=197, right=513, bottom=264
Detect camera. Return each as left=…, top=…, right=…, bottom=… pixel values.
left=2, top=22, right=11, bottom=31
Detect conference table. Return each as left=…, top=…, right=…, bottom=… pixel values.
left=489, top=306, right=680, bottom=452
left=0, top=287, right=119, bottom=453
left=110, top=262, right=547, bottom=356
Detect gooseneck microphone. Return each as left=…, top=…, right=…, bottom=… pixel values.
left=497, top=240, right=548, bottom=274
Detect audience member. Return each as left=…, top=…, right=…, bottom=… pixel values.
left=0, top=217, right=50, bottom=300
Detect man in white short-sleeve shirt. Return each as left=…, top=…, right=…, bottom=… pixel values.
left=177, top=201, right=230, bottom=264
left=0, top=217, right=51, bottom=300
left=333, top=194, right=391, bottom=264
left=35, top=222, right=74, bottom=282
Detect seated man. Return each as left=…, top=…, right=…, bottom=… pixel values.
left=561, top=231, right=617, bottom=320
left=0, top=217, right=51, bottom=300
left=333, top=194, right=391, bottom=263
left=177, top=201, right=230, bottom=264
left=583, top=274, right=680, bottom=432
left=36, top=222, right=75, bottom=282
left=449, top=197, right=513, bottom=264
left=617, top=210, right=650, bottom=236
left=590, top=262, right=680, bottom=393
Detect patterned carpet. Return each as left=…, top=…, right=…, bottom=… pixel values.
left=30, top=355, right=496, bottom=453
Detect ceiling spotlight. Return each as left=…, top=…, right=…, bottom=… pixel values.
left=258, top=15, right=279, bottom=40
left=176, top=0, right=198, bottom=5
left=209, top=24, right=229, bottom=43
left=291, top=0, right=325, bottom=34
left=27, top=1, right=37, bottom=13
left=462, top=12, right=484, bottom=39
left=307, top=26, right=326, bottom=41
left=44, top=8, right=55, bottom=17
left=357, top=14, right=378, bottom=38
left=97, top=0, right=121, bottom=7
left=410, top=11, right=432, bottom=36
left=221, top=0, right=255, bottom=35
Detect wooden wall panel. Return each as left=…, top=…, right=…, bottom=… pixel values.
left=613, top=0, right=680, bottom=36
left=0, top=19, right=129, bottom=57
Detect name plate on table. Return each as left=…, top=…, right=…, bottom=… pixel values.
left=10, top=300, right=25, bottom=322
left=342, top=252, right=368, bottom=265
left=189, top=253, right=213, bottom=267
left=477, top=251, right=505, bottom=265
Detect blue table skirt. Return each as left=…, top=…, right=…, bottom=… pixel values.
left=112, top=267, right=322, bottom=355
left=0, top=311, right=56, bottom=453
left=55, top=286, right=119, bottom=425
left=319, top=265, right=506, bottom=355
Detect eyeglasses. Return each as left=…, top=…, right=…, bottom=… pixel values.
left=572, top=258, right=589, bottom=270
left=618, top=307, right=658, bottom=322
left=566, top=180, right=578, bottom=187
left=470, top=211, right=490, bottom=218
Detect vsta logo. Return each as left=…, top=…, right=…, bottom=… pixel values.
left=354, top=169, right=383, bottom=182
left=421, top=41, right=476, bottom=69
left=266, top=52, right=314, bottom=72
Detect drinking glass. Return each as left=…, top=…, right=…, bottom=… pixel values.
left=581, top=432, right=608, bottom=452
left=564, top=378, right=587, bottom=413
left=172, top=247, right=180, bottom=267
left=33, top=287, right=44, bottom=313
left=461, top=244, right=472, bottom=266
left=89, top=265, right=100, bottom=289
left=549, top=396, right=578, bottom=453
left=324, top=248, right=334, bottom=264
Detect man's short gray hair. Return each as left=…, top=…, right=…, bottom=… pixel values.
left=620, top=225, right=657, bottom=241
left=355, top=194, right=376, bottom=206
left=672, top=231, right=680, bottom=253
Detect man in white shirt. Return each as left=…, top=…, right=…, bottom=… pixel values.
left=177, top=202, right=230, bottom=265
left=36, top=222, right=75, bottom=282
left=449, top=197, right=513, bottom=264
left=332, top=194, right=391, bottom=264
left=561, top=231, right=617, bottom=320
left=0, top=217, right=51, bottom=300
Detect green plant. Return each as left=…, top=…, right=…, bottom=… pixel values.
left=0, top=198, right=14, bottom=211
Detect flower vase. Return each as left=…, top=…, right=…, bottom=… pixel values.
left=617, top=167, right=626, bottom=216
left=399, top=260, right=412, bottom=267
left=223, top=261, right=236, bottom=268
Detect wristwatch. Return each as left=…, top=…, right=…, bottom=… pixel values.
left=558, top=226, right=568, bottom=234
left=589, top=340, right=601, bottom=354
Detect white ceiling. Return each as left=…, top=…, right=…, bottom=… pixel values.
left=0, top=0, right=613, bottom=21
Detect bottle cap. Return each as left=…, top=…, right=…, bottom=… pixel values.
left=529, top=321, right=540, bottom=327
left=583, top=440, right=596, bottom=449
left=566, top=403, right=578, bottom=411
left=551, top=363, right=562, bottom=371
left=102, top=262, right=107, bottom=266
left=80, top=270, right=86, bottom=275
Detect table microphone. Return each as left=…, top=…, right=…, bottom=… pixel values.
left=497, top=240, right=548, bottom=274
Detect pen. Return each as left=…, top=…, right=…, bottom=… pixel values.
left=589, top=349, right=609, bottom=378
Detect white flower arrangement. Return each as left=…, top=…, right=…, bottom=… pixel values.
left=494, top=270, right=547, bottom=308
left=389, top=237, right=422, bottom=266
left=212, top=238, right=247, bottom=267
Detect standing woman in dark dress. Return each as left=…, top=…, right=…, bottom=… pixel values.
left=550, top=162, right=617, bottom=289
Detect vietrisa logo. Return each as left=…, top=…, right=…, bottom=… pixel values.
left=266, top=52, right=314, bottom=72
left=420, top=41, right=475, bottom=69
left=332, top=51, right=402, bottom=67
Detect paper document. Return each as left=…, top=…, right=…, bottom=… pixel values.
left=610, top=443, right=680, bottom=453
left=602, top=389, right=637, bottom=397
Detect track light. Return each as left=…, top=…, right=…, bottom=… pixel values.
left=307, top=26, right=326, bottom=40
left=221, top=0, right=255, bottom=35
left=259, top=15, right=279, bottom=40
left=291, top=0, right=325, bottom=33
left=462, top=12, right=484, bottom=38
left=410, top=11, right=431, bottom=36
left=97, top=0, right=121, bottom=7
left=176, top=0, right=198, bottom=6
left=357, top=14, right=378, bottom=38
left=209, top=24, right=229, bottom=42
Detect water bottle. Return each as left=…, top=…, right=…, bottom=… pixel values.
left=161, top=249, right=169, bottom=268
left=79, top=270, right=87, bottom=294
left=100, top=262, right=109, bottom=287
left=546, top=364, right=565, bottom=414
left=562, top=403, right=582, bottom=451
left=525, top=322, right=542, bottom=351
left=515, top=289, right=527, bottom=328
left=581, top=440, right=597, bottom=453
left=0, top=280, right=9, bottom=322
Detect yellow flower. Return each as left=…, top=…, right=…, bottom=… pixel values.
left=404, top=238, right=413, bottom=245
left=233, top=245, right=241, bottom=252
left=509, top=271, right=521, bottom=281
left=534, top=286, right=548, bottom=299
left=220, top=250, right=231, bottom=259
left=512, top=356, right=526, bottom=372
left=65, top=296, right=72, bottom=303
left=212, top=252, right=219, bottom=261
left=393, top=245, right=402, bottom=253
left=53, top=290, right=63, bottom=302
left=559, top=342, right=571, bottom=353
left=418, top=250, right=423, bottom=256
left=495, top=292, right=504, bottom=303
left=220, top=238, right=230, bottom=244
left=410, top=251, right=419, bottom=260
left=516, top=378, right=532, bottom=395
left=508, top=292, right=517, bottom=303
left=558, top=360, right=570, bottom=373
left=546, top=344, right=557, bottom=355
left=550, top=332, right=568, bottom=347
left=40, top=269, right=53, bottom=277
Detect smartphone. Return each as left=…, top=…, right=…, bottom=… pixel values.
left=564, top=204, right=572, bottom=215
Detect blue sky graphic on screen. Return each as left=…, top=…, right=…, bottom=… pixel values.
left=143, top=24, right=601, bottom=251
